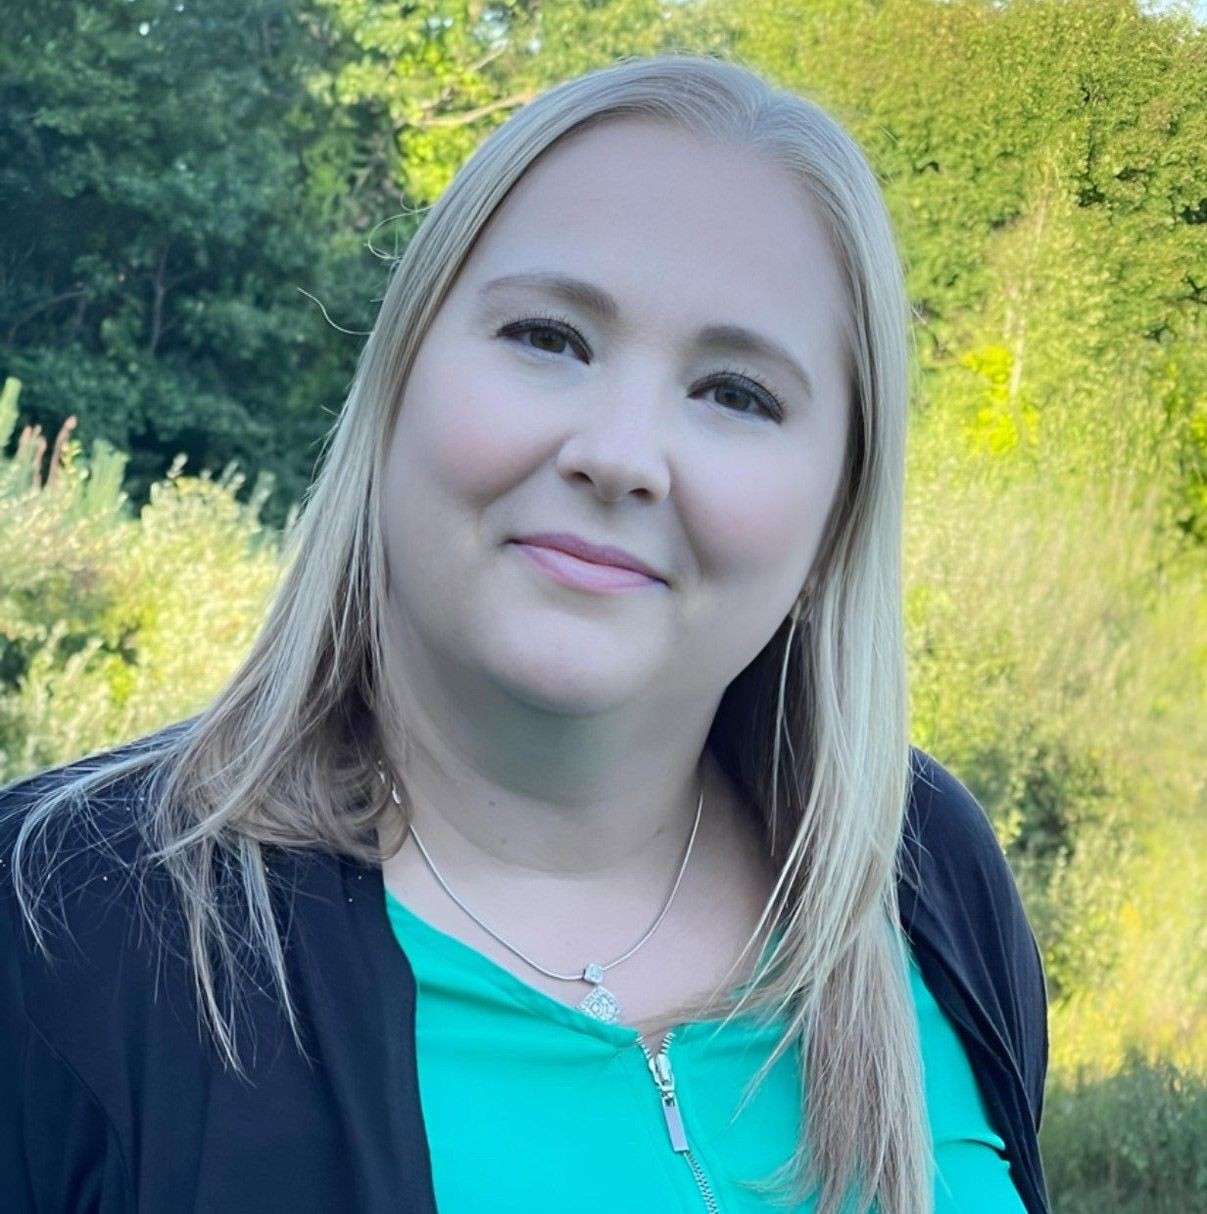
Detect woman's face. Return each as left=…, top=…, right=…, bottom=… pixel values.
left=380, top=118, right=851, bottom=721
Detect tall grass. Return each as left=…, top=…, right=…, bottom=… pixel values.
left=902, top=348, right=1205, bottom=1212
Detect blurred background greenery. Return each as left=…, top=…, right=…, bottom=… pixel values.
left=1, top=1, right=1203, bottom=1209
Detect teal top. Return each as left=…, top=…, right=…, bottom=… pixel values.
left=385, top=888, right=1024, bottom=1213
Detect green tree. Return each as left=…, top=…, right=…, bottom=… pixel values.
left=0, top=0, right=392, bottom=525
left=308, top=0, right=736, bottom=205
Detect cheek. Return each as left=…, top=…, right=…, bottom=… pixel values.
left=689, top=453, right=838, bottom=584
left=395, top=341, right=543, bottom=507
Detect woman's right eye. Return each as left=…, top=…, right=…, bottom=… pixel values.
left=496, top=315, right=589, bottom=361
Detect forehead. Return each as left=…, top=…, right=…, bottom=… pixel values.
left=457, top=119, right=849, bottom=373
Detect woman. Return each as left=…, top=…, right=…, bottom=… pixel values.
left=0, top=54, right=1048, bottom=1214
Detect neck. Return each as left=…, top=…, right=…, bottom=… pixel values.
left=374, top=628, right=739, bottom=879
left=380, top=742, right=726, bottom=888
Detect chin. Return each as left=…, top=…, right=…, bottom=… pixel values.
left=483, top=647, right=656, bottom=716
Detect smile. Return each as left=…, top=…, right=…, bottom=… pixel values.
left=509, top=541, right=664, bottom=594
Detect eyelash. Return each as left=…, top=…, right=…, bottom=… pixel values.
left=494, top=312, right=787, bottom=422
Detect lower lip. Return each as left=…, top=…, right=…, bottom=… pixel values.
left=510, top=542, right=663, bottom=593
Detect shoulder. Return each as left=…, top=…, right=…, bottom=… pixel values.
left=897, top=744, right=1038, bottom=960
left=2, top=721, right=212, bottom=1078
left=1, top=727, right=182, bottom=921
left=0, top=721, right=196, bottom=1017
left=902, top=747, right=1008, bottom=884
left=0, top=719, right=194, bottom=858
left=1, top=724, right=243, bottom=1210
left=898, top=746, right=1036, bottom=943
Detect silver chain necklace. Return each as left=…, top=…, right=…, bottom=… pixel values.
left=375, top=761, right=704, bottom=1024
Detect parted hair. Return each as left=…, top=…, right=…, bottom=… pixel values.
left=7, top=53, right=927, bottom=1214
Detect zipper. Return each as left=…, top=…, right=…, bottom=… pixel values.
left=637, top=1030, right=722, bottom=1214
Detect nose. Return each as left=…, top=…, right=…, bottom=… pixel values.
left=553, top=374, right=673, bottom=503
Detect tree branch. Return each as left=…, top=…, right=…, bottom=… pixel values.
left=411, top=89, right=538, bottom=129
left=414, top=45, right=510, bottom=116
left=5, top=286, right=88, bottom=345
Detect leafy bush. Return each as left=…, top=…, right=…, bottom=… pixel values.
left=1041, top=1054, right=1207, bottom=1214
left=0, top=377, right=285, bottom=781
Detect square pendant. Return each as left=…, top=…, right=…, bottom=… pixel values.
left=578, top=985, right=623, bottom=1023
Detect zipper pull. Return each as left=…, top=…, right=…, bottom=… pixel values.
left=646, top=1048, right=690, bottom=1153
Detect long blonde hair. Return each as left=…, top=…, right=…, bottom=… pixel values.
left=6, top=54, right=926, bottom=1214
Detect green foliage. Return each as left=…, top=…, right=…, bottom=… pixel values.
left=309, top=0, right=738, bottom=204
left=1047, top=804, right=1206, bottom=1080
left=901, top=449, right=1196, bottom=1000
left=0, top=378, right=282, bottom=780
left=1041, top=1054, right=1207, bottom=1213
left=0, top=0, right=392, bottom=527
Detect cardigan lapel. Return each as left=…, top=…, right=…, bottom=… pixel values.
left=274, top=846, right=440, bottom=1213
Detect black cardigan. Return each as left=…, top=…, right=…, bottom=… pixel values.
left=0, top=735, right=1050, bottom=1213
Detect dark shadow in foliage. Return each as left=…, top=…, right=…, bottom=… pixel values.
left=1041, top=1052, right=1207, bottom=1214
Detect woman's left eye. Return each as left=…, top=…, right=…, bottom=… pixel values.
left=698, top=365, right=786, bottom=422
left=496, top=314, right=587, bottom=360
left=495, top=314, right=786, bottom=422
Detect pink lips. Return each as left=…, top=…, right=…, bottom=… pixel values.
left=509, top=533, right=665, bottom=593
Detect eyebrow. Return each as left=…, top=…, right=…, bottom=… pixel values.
left=478, top=271, right=816, bottom=402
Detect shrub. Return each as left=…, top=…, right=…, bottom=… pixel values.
left=0, top=377, right=284, bottom=780
left=1041, top=1053, right=1207, bottom=1214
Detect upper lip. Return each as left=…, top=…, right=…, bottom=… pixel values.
left=511, top=532, right=665, bottom=582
